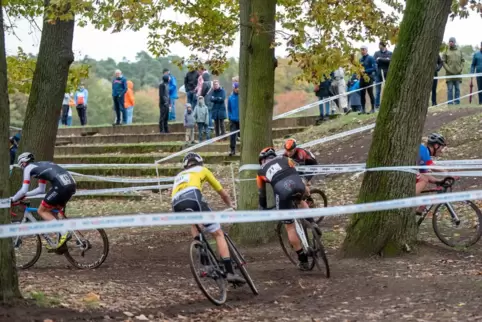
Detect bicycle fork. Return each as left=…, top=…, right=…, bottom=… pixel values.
left=444, top=203, right=461, bottom=226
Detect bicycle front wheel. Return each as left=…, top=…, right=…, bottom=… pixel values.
left=189, top=240, right=227, bottom=306
left=306, top=189, right=328, bottom=224
left=225, top=234, right=258, bottom=295
left=432, top=201, right=482, bottom=248
left=63, top=229, right=110, bottom=269
left=13, top=232, right=42, bottom=270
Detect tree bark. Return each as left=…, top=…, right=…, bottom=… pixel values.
left=342, top=0, right=452, bottom=257
left=230, top=0, right=277, bottom=245
left=17, top=0, right=75, bottom=161
left=0, top=0, right=22, bottom=303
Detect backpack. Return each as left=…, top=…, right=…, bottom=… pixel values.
left=204, top=81, right=214, bottom=110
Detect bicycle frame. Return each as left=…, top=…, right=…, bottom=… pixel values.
left=12, top=207, right=63, bottom=248
left=419, top=178, right=461, bottom=224
left=294, top=219, right=310, bottom=252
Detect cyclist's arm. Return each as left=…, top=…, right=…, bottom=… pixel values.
left=11, top=166, right=33, bottom=202
left=204, top=168, right=234, bottom=208
left=25, top=180, right=47, bottom=197
left=257, top=175, right=268, bottom=209
left=303, top=152, right=318, bottom=182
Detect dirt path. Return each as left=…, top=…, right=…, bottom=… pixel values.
left=316, top=107, right=481, bottom=164
left=2, top=107, right=482, bottom=322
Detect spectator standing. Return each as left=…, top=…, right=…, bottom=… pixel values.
left=210, top=80, right=227, bottom=137
left=330, top=67, right=349, bottom=114
left=184, top=68, right=199, bottom=108
left=432, top=54, right=443, bottom=106
left=373, top=41, right=392, bottom=109
left=159, top=74, right=170, bottom=133
left=112, top=69, right=128, bottom=125
left=74, top=83, right=89, bottom=126
left=347, top=74, right=362, bottom=112
left=60, top=93, right=71, bottom=126
left=314, top=76, right=332, bottom=123
left=163, top=68, right=178, bottom=121
left=123, top=80, right=135, bottom=124
left=9, top=133, right=20, bottom=166
left=193, top=96, right=210, bottom=142
left=195, top=66, right=208, bottom=97
left=442, top=37, right=465, bottom=105
left=201, top=72, right=214, bottom=130
left=228, top=82, right=240, bottom=156
left=470, top=42, right=482, bottom=105
left=359, top=45, right=376, bottom=114
left=184, top=103, right=196, bottom=144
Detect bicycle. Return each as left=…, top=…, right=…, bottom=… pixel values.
left=188, top=209, right=258, bottom=306
left=418, top=176, right=482, bottom=248
left=11, top=200, right=110, bottom=269
left=274, top=194, right=330, bottom=278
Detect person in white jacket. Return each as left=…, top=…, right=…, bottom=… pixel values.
left=330, top=67, right=350, bottom=114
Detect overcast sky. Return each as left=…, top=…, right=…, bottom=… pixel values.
left=5, top=9, right=482, bottom=63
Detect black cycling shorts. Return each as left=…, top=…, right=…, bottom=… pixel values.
left=273, top=175, right=306, bottom=224
left=42, top=185, right=76, bottom=209
left=172, top=189, right=220, bottom=233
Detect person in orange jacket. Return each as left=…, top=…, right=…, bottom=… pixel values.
left=123, top=80, right=135, bottom=124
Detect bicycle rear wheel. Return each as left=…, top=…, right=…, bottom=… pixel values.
left=432, top=201, right=482, bottom=248
left=306, top=189, right=328, bottom=224
left=189, top=240, right=227, bottom=305
left=277, top=221, right=316, bottom=270
left=225, top=234, right=258, bottom=295
left=63, top=229, right=109, bottom=269
left=309, top=224, right=330, bottom=278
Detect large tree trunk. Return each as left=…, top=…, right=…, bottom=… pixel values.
left=17, top=0, right=74, bottom=161
left=230, top=0, right=277, bottom=244
left=341, top=0, right=452, bottom=257
left=0, top=0, right=22, bottom=303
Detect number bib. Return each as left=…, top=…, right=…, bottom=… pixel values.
left=266, top=163, right=282, bottom=182
left=173, top=173, right=190, bottom=189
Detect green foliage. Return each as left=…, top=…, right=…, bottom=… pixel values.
left=7, top=48, right=89, bottom=94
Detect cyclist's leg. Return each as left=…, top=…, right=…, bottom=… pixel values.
left=415, top=173, right=428, bottom=195
left=172, top=190, right=202, bottom=238
left=41, top=187, right=74, bottom=248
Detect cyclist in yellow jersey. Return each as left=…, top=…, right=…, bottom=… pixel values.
left=171, top=152, right=245, bottom=284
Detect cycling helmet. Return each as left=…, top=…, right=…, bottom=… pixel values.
left=17, top=152, right=34, bottom=167
left=427, top=133, right=446, bottom=146
left=284, top=138, right=297, bottom=151
left=182, top=152, right=203, bottom=169
left=258, top=147, right=277, bottom=164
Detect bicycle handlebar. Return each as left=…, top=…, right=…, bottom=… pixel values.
left=436, top=176, right=456, bottom=189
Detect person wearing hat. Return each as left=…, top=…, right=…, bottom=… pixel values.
left=373, top=41, right=392, bottom=109
left=359, top=45, right=376, bottom=114
left=442, top=37, right=464, bottom=105
left=228, top=82, right=240, bottom=156
left=163, top=68, right=179, bottom=121
left=470, top=41, right=482, bottom=104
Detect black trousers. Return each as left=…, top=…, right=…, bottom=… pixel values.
left=159, top=107, right=169, bottom=133
left=229, top=120, right=240, bottom=152
left=76, top=105, right=87, bottom=126
left=360, top=76, right=375, bottom=113
left=431, top=76, right=438, bottom=106
left=214, top=119, right=225, bottom=137
left=61, top=105, right=69, bottom=125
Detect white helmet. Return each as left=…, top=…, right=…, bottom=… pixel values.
left=17, top=152, right=34, bottom=168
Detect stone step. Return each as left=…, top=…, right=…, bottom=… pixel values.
left=54, top=152, right=239, bottom=165
left=69, top=166, right=180, bottom=177
left=56, top=127, right=304, bottom=145
left=56, top=116, right=318, bottom=136
left=55, top=142, right=241, bottom=156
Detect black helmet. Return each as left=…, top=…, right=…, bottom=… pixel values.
left=258, top=147, right=277, bottom=164
left=182, top=152, right=203, bottom=169
left=427, top=133, right=446, bottom=146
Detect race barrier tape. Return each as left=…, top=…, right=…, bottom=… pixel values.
left=69, top=171, right=175, bottom=184
left=1, top=187, right=482, bottom=238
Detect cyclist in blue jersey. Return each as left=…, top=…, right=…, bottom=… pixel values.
left=415, top=133, right=448, bottom=195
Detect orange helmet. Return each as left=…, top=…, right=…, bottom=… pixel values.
left=284, top=138, right=297, bottom=151
left=258, top=147, right=277, bottom=164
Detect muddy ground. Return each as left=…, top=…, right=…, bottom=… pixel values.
left=2, top=107, right=482, bottom=322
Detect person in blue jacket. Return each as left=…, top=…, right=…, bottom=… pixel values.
left=9, top=132, right=21, bottom=166
left=347, top=74, right=361, bottom=112
left=228, top=82, right=240, bottom=156
left=359, top=45, right=376, bottom=114
left=471, top=42, right=482, bottom=105
left=163, top=68, right=179, bottom=121
left=112, top=69, right=128, bottom=126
